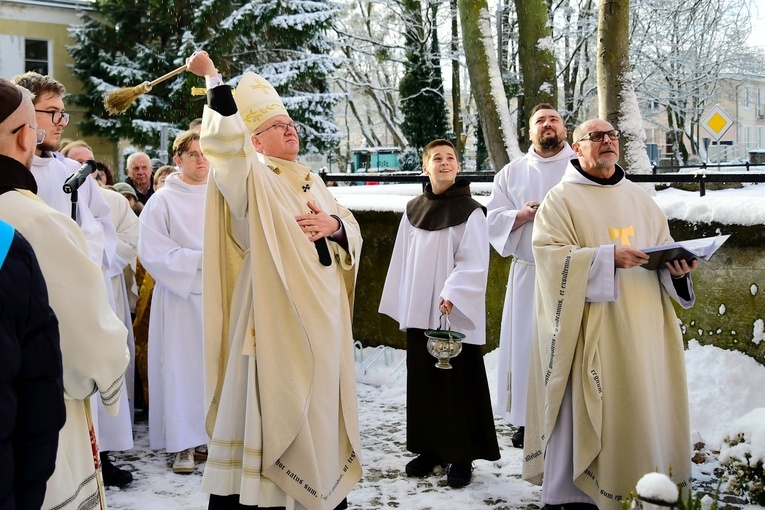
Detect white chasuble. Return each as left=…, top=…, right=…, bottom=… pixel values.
left=524, top=163, right=694, bottom=510
left=200, top=108, right=362, bottom=510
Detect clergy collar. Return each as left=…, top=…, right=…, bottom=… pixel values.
left=0, top=154, right=38, bottom=195
left=571, top=158, right=624, bottom=185
left=406, top=178, right=485, bottom=231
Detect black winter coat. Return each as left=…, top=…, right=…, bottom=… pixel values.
left=0, top=220, right=65, bottom=510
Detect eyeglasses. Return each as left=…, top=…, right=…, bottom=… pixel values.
left=253, top=122, right=302, bottom=136
left=35, top=109, right=70, bottom=125
left=181, top=151, right=206, bottom=160
left=11, top=123, right=46, bottom=145
left=576, top=130, right=620, bottom=143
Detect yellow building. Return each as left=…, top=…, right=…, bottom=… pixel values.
left=641, top=75, right=765, bottom=166
left=0, top=0, right=119, bottom=170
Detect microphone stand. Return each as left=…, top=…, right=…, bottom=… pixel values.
left=63, top=159, right=97, bottom=222
left=69, top=188, right=78, bottom=222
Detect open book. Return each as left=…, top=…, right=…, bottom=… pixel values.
left=640, top=234, right=730, bottom=270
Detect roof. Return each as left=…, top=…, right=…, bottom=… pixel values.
left=2, top=0, right=91, bottom=9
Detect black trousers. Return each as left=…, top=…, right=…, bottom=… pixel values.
left=208, top=495, right=348, bottom=510
left=406, top=328, right=500, bottom=464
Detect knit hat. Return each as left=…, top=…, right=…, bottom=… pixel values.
left=234, top=72, right=289, bottom=134
left=113, top=182, right=138, bottom=199
left=0, top=78, right=23, bottom=125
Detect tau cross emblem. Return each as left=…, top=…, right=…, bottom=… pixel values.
left=302, top=184, right=311, bottom=192
left=609, top=226, right=635, bottom=246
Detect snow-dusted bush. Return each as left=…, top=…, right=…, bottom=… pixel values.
left=637, top=472, right=680, bottom=506
left=398, top=148, right=423, bottom=173
left=719, top=408, right=765, bottom=506
left=619, top=472, right=720, bottom=510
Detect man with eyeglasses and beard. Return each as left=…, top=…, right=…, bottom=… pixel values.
left=137, top=130, right=210, bottom=475
left=186, top=51, right=362, bottom=510
left=523, top=118, right=698, bottom=510
left=486, top=104, right=575, bottom=451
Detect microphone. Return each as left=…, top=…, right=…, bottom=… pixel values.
left=63, top=160, right=97, bottom=194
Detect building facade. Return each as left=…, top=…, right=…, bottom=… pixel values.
left=640, top=74, right=765, bottom=166
left=0, top=0, right=119, bottom=169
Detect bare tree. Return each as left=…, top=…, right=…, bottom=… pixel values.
left=459, top=0, right=521, bottom=171
left=629, top=0, right=758, bottom=164
left=513, top=0, right=557, bottom=150
left=597, top=0, right=652, bottom=173
left=555, top=0, right=598, bottom=128
left=450, top=0, right=465, bottom=158
left=333, top=0, right=409, bottom=160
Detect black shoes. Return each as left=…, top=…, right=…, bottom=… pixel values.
left=405, top=452, right=442, bottom=477
left=512, top=426, right=525, bottom=448
left=406, top=454, right=474, bottom=488
left=446, top=463, right=473, bottom=488
left=100, top=452, right=133, bottom=487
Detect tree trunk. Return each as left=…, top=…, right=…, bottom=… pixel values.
left=597, top=0, right=630, bottom=133
left=513, top=0, right=557, bottom=151
left=459, top=0, right=520, bottom=171
left=597, top=0, right=651, bottom=174
left=451, top=0, right=464, bottom=160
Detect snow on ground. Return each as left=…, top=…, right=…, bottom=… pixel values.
left=104, top=343, right=765, bottom=509
left=101, top=180, right=765, bottom=508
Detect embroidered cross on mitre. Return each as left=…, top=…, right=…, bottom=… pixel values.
left=302, top=184, right=311, bottom=192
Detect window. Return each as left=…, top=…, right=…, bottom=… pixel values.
left=25, top=39, right=49, bottom=75
left=758, top=127, right=765, bottom=149
left=744, top=125, right=754, bottom=149
left=744, top=87, right=753, bottom=109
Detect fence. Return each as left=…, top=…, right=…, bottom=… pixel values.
left=319, top=162, right=765, bottom=197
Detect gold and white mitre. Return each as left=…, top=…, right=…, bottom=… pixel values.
left=234, top=72, right=289, bottom=133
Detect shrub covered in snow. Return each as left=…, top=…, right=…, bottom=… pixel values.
left=636, top=472, right=680, bottom=506
left=398, top=147, right=423, bottom=173
left=620, top=472, right=717, bottom=510
left=719, top=408, right=765, bottom=506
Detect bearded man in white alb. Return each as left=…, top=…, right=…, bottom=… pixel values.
left=486, top=104, right=574, bottom=449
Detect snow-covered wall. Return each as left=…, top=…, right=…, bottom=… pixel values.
left=349, top=209, right=765, bottom=366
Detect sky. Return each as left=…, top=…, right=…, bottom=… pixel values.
left=748, top=4, right=765, bottom=49
left=99, top=180, right=765, bottom=510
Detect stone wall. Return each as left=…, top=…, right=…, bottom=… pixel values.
left=351, top=210, right=765, bottom=365
left=668, top=219, right=765, bottom=365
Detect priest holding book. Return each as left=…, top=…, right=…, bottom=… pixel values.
left=523, top=118, right=698, bottom=510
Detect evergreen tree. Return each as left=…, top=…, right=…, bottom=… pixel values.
left=398, top=0, right=449, bottom=149
left=68, top=0, right=342, bottom=154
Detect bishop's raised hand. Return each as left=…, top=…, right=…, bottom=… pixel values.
left=185, top=51, right=217, bottom=78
